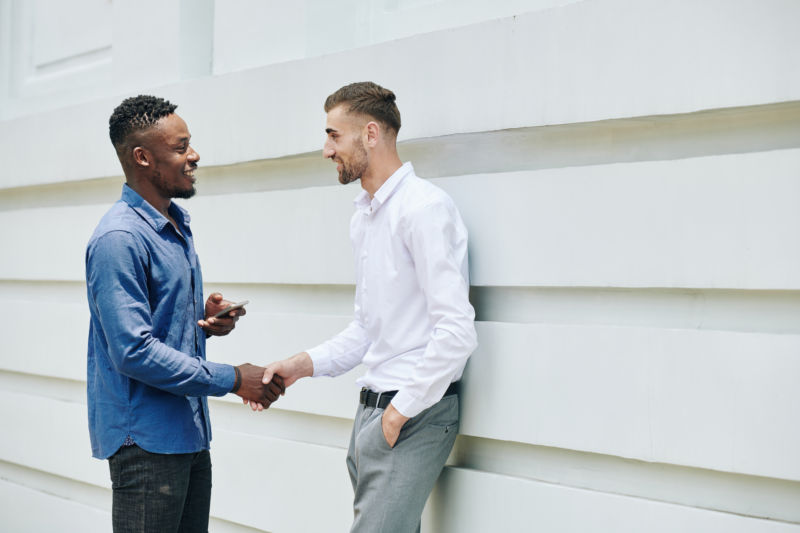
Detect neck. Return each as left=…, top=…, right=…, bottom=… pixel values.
left=126, top=179, right=171, bottom=218
left=361, top=155, right=403, bottom=198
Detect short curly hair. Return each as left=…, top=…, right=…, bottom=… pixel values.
left=324, top=82, right=401, bottom=135
left=109, top=95, right=177, bottom=149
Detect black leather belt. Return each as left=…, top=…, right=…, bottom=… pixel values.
left=359, top=381, right=460, bottom=409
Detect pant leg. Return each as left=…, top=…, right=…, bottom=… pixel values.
left=346, top=403, right=369, bottom=493
left=108, top=445, right=196, bottom=533
left=177, top=450, right=212, bottom=533
left=348, top=394, right=460, bottom=533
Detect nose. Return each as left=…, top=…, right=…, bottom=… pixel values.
left=188, top=145, right=200, bottom=163
left=322, top=140, right=334, bottom=159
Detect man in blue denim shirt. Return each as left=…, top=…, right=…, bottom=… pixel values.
left=86, top=95, right=284, bottom=532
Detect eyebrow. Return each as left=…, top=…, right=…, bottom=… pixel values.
left=325, top=128, right=337, bottom=134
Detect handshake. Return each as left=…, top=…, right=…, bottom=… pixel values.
left=230, top=353, right=314, bottom=411
left=231, top=363, right=286, bottom=408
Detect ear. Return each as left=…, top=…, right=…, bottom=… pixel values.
left=132, top=146, right=151, bottom=168
left=364, top=121, right=381, bottom=148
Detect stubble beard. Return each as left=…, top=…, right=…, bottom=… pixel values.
left=338, top=140, right=368, bottom=185
left=173, top=186, right=196, bottom=200
left=153, top=169, right=197, bottom=199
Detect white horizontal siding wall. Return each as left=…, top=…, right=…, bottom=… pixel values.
left=1, top=0, right=799, bottom=531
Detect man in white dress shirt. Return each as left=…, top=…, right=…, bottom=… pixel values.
left=258, top=81, right=477, bottom=532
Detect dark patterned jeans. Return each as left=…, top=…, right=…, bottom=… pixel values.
left=108, top=445, right=212, bottom=533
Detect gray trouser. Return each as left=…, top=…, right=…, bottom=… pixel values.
left=346, top=393, right=459, bottom=533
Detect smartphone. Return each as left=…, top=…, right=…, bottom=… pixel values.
left=211, top=300, right=249, bottom=319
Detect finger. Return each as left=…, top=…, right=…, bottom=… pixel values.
left=262, top=367, right=275, bottom=385
left=214, top=317, right=236, bottom=328
left=265, top=388, right=280, bottom=402
left=210, top=292, right=223, bottom=303
left=267, top=382, right=283, bottom=398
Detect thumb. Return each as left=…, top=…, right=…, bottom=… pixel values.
left=262, top=366, right=275, bottom=385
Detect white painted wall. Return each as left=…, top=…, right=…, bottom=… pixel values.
left=1, top=1, right=799, bottom=531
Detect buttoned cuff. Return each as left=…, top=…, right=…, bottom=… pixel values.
left=306, top=345, right=332, bottom=377
left=205, top=361, right=237, bottom=396
left=389, top=390, right=428, bottom=419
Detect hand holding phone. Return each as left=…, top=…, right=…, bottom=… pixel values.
left=212, top=300, right=249, bottom=319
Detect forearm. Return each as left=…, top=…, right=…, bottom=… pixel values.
left=391, top=323, right=477, bottom=418
left=112, top=337, right=235, bottom=397
left=307, top=320, right=371, bottom=377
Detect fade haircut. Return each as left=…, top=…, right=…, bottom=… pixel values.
left=109, top=95, right=177, bottom=150
left=324, top=81, right=401, bottom=136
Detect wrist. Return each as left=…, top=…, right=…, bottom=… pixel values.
left=294, top=352, right=314, bottom=378
left=385, top=403, right=410, bottom=426
left=231, top=365, right=242, bottom=393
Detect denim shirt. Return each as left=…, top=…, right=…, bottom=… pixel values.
left=86, top=185, right=235, bottom=459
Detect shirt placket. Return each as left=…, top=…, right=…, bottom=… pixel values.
left=361, top=204, right=374, bottom=327
left=173, top=223, right=210, bottom=444
left=171, top=224, right=198, bottom=355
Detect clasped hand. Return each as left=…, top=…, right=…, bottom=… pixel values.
left=233, top=363, right=285, bottom=408
left=244, top=352, right=314, bottom=411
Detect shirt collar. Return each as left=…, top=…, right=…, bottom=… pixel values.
left=120, top=184, right=190, bottom=232
left=353, top=162, right=413, bottom=213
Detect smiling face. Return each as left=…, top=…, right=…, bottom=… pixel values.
left=140, top=113, right=200, bottom=199
left=323, top=105, right=369, bottom=185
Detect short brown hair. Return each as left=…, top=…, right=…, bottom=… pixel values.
left=324, top=81, right=401, bottom=135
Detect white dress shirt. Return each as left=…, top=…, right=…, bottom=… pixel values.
left=307, top=162, right=478, bottom=418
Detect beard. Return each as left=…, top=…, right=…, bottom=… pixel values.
left=172, top=186, right=197, bottom=200
left=338, top=139, right=368, bottom=185
left=153, top=169, right=197, bottom=199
